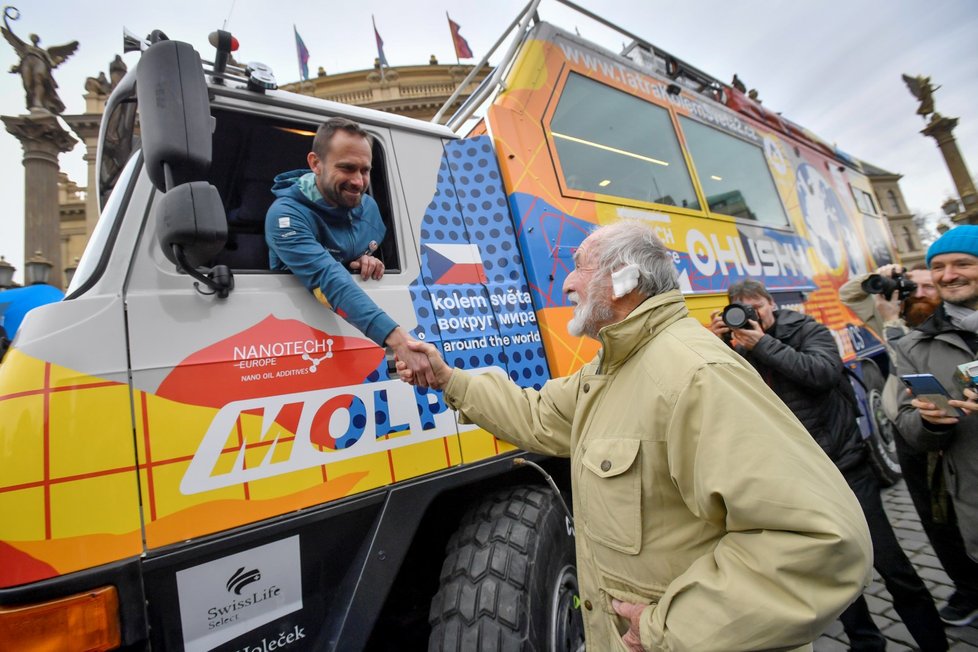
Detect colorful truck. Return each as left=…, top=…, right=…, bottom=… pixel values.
left=0, top=2, right=900, bottom=650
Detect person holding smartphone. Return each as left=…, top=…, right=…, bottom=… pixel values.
left=893, top=225, right=978, bottom=627
left=840, top=263, right=978, bottom=626
left=710, top=279, right=948, bottom=651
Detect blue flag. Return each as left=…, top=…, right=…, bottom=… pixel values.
left=294, top=25, right=310, bottom=80
left=372, top=15, right=388, bottom=68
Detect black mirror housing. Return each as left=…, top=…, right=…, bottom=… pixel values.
left=137, top=40, right=212, bottom=192
left=157, top=182, right=227, bottom=268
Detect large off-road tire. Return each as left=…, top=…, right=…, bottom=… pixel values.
left=861, top=361, right=902, bottom=486
left=428, top=485, right=584, bottom=652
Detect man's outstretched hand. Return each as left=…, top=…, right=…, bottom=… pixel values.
left=396, top=340, right=453, bottom=390
left=385, top=328, right=435, bottom=388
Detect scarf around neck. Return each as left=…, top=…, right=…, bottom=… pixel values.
left=943, top=301, right=978, bottom=334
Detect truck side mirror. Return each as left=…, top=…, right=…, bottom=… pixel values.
left=136, top=39, right=212, bottom=192
left=157, top=182, right=233, bottom=298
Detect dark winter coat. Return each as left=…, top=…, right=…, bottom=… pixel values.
left=736, top=309, right=867, bottom=472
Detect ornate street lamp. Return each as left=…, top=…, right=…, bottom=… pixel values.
left=0, top=256, right=15, bottom=289
left=25, top=250, right=53, bottom=285
left=942, top=197, right=962, bottom=219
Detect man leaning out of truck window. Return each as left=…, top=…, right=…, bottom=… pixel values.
left=265, top=116, right=434, bottom=387
left=398, top=220, right=873, bottom=652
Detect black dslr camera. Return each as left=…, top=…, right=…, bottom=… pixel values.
left=861, top=272, right=917, bottom=300
left=721, top=303, right=759, bottom=329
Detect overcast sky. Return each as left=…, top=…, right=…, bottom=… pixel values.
left=1, top=0, right=976, bottom=282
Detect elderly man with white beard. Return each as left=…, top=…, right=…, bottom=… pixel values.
left=398, top=220, right=872, bottom=652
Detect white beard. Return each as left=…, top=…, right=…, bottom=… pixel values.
left=567, top=291, right=613, bottom=339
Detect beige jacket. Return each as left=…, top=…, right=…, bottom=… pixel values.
left=839, top=272, right=909, bottom=419
left=444, top=290, right=872, bottom=651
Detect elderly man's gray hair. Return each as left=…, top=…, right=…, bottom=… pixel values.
left=591, top=220, right=679, bottom=297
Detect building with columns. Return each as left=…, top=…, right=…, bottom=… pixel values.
left=281, top=57, right=490, bottom=121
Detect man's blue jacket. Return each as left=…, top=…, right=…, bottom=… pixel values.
left=265, top=170, right=397, bottom=346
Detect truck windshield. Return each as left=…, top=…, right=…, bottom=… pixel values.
left=66, top=152, right=141, bottom=297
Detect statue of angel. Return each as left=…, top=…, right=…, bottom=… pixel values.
left=901, top=74, right=937, bottom=119
left=2, top=7, right=79, bottom=114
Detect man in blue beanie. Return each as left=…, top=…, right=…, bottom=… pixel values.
left=893, top=224, right=978, bottom=626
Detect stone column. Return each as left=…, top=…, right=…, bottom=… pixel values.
left=63, top=107, right=104, bottom=239
left=921, top=113, right=978, bottom=224
left=2, top=113, right=77, bottom=289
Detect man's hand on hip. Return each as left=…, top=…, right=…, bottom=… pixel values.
left=612, top=599, right=649, bottom=652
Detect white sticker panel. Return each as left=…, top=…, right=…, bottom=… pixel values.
left=176, top=536, right=303, bottom=652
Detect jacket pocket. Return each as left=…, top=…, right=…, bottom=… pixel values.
left=581, top=438, right=642, bottom=554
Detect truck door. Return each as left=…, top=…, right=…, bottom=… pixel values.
left=409, top=135, right=552, bottom=463
left=122, top=113, right=459, bottom=553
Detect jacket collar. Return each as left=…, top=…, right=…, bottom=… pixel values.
left=768, top=308, right=807, bottom=339
left=596, top=289, right=688, bottom=374
left=916, top=304, right=955, bottom=337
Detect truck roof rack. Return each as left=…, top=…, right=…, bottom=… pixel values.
left=432, top=0, right=543, bottom=129
left=433, top=0, right=729, bottom=131
left=435, top=0, right=850, bottom=165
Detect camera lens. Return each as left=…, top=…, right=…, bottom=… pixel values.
left=722, top=303, right=756, bottom=329
left=725, top=306, right=748, bottom=328
left=861, top=273, right=905, bottom=297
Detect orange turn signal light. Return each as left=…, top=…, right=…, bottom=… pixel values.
left=0, top=585, right=121, bottom=651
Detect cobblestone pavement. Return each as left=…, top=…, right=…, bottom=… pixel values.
left=814, top=479, right=978, bottom=651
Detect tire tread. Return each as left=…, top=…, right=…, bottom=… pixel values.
left=429, top=486, right=553, bottom=651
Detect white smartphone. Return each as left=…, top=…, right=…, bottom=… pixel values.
left=900, top=373, right=967, bottom=417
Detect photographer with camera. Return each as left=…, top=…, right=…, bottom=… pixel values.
left=892, top=225, right=978, bottom=626
left=710, top=279, right=947, bottom=651
left=840, top=263, right=938, bottom=348
left=842, top=263, right=978, bottom=627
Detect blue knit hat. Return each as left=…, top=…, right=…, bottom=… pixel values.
left=926, top=225, right=978, bottom=266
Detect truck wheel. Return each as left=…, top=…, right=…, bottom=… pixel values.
left=862, top=362, right=902, bottom=486
left=429, top=485, right=584, bottom=652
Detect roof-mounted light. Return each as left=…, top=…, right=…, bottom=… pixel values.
left=208, top=29, right=239, bottom=85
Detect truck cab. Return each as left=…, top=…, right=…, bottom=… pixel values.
left=1, top=23, right=577, bottom=652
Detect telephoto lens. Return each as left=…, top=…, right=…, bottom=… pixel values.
left=721, top=303, right=759, bottom=329
left=861, top=273, right=918, bottom=299
left=861, top=274, right=898, bottom=296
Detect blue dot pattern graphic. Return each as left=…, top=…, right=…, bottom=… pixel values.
left=409, top=136, right=550, bottom=390
left=333, top=395, right=367, bottom=450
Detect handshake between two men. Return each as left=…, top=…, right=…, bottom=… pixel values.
left=395, top=341, right=452, bottom=389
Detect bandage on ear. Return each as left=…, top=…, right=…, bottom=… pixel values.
left=611, top=264, right=640, bottom=298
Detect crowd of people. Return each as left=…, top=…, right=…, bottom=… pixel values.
left=395, top=222, right=978, bottom=651
left=262, top=116, right=976, bottom=650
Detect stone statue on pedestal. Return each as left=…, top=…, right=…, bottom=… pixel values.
left=901, top=74, right=936, bottom=119
left=2, top=6, right=78, bottom=114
